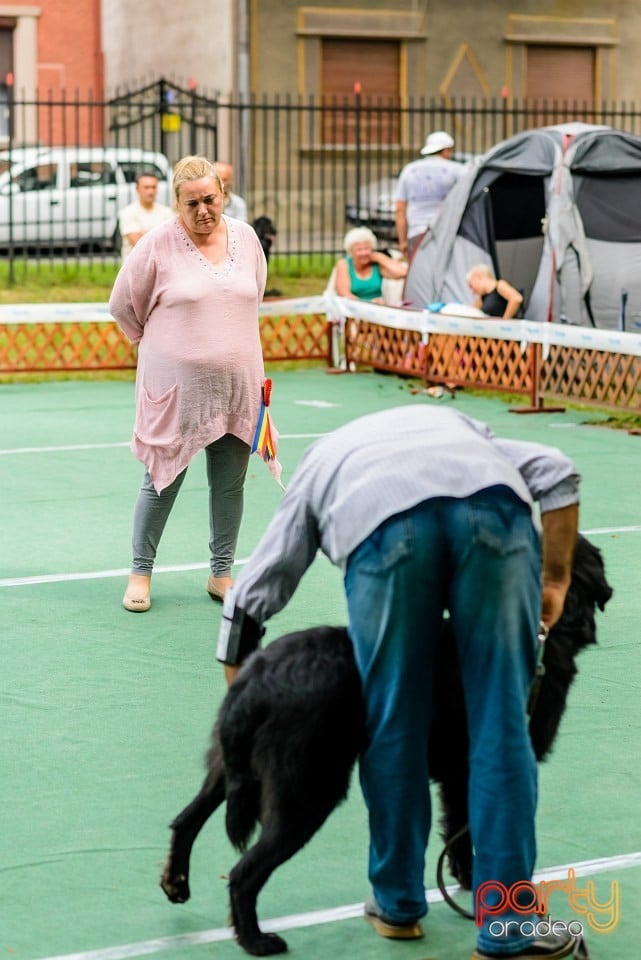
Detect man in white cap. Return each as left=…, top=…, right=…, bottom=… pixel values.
left=394, top=130, right=466, bottom=257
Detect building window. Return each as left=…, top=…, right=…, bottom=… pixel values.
left=526, top=45, right=595, bottom=106
left=0, top=7, right=39, bottom=144
left=0, top=24, right=13, bottom=141
left=504, top=15, right=616, bottom=107
left=297, top=7, right=425, bottom=149
left=321, top=39, right=400, bottom=145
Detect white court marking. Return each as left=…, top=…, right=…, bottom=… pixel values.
left=0, top=441, right=131, bottom=455
left=0, top=434, right=327, bottom=456
left=33, top=851, right=641, bottom=960
left=0, top=527, right=638, bottom=589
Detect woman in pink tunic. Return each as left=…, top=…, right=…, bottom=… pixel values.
left=109, top=155, right=267, bottom=613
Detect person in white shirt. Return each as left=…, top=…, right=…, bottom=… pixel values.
left=214, top=161, right=248, bottom=221
left=118, top=171, right=173, bottom=260
left=394, top=130, right=466, bottom=257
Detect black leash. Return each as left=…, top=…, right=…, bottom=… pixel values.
left=526, top=622, right=549, bottom=716
left=435, top=824, right=475, bottom=920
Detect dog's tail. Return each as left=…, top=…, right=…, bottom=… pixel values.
left=218, top=670, right=268, bottom=851
left=224, top=777, right=261, bottom=852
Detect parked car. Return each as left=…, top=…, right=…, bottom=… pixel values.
left=0, top=147, right=171, bottom=251
left=345, top=154, right=476, bottom=241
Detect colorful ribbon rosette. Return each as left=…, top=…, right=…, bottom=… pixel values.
left=251, top=378, right=284, bottom=489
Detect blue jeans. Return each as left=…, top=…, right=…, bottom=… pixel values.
left=344, top=487, right=540, bottom=953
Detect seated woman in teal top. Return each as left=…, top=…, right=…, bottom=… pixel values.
left=334, top=227, right=407, bottom=303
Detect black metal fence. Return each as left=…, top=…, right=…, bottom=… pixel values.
left=4, top=79, right=641, bottom=275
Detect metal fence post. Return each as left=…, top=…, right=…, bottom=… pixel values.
left=354, top=82, right=362, bottom=226
left=509, top=340, right=566, bottom=415
left=6, top=71, right=14, bottom=284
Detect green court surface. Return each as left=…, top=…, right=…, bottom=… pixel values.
left=1, top=368, right=640, bottom=960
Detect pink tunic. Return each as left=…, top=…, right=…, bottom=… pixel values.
left=109, top=215, right=267, bottom=492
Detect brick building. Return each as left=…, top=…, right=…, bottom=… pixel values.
left=0, top=0, right=103, bottom=143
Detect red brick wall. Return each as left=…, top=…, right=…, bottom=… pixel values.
left=36, top=0, right=103, bottom=96
left=12, top=0, right=104, bottom=143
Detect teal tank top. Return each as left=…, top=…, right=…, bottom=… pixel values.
left=347, top=257, right=383, bottom=301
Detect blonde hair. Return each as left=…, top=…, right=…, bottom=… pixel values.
left=343, top=226, right=378, bottom=254
left=466, top=263, right=495, bottom=283
left=172, top=155, right=224, bottom=204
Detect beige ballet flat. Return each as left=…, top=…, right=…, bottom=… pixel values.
left=206, top=575, right=233, bottom=603
left=122, top=574, right=151, bottom=613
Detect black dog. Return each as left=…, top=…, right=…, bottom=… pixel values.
left=252, top=216, right=281, bottom=297
left=252, top=216, right=278, bottom=265
left=161, top=534, right=612, bottom=956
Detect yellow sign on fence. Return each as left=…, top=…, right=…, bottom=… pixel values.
left=161, top=113, right=181, bottom=133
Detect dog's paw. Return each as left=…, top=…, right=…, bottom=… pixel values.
left=238, top=932, right=288, bottom=956
left=160, top=864, right=191, bottom=903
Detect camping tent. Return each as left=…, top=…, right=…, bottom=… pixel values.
left=404, top=123, right=641, bottom=329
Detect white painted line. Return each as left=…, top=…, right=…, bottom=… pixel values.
left=33, top=851, right=641, bottom=960
left=0, top=435, right=327, bottom=456
left=294, top=400, right=339, bottom=408
left=0, top=525, right=637, bottom=589
left=0, top=558, right=248, bottom=589
left=0, top=442, right=130, bottom=455
left=581, top=525, right=641, bottom=535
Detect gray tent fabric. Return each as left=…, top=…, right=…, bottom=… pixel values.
left=404, top=123, right=641, bottom=329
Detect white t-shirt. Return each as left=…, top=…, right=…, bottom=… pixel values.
left=224, top=192, right=248, bottom=221
left=395, top=156, right=465, bottom=239
left=118, top=201, right=174, bottom=259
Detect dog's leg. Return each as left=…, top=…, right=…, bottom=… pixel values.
left=229, top=800, right=338, bottom=956
left=161, top=752, right=226, bottom=904
left=229, top=838, right=290, bottom=956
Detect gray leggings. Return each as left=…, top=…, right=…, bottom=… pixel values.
left=130, top=434, right=250, bottom=578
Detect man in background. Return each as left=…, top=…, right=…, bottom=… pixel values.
left=118, top=171, right=173, bottom=260
left=394, top=130, right=466, bottom=258
left=214, top=161, right=248, bottom=221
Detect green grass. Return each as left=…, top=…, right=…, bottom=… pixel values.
left=0, top=256, right=330, bottom=302
left=581, top=410, right=641, bottom=430
left=0, top=261, right=120, bottom=302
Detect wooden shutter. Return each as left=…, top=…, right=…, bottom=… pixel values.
left=526, top=46, right=595, bottom=106
left=321, top=39, right=400, bottom=145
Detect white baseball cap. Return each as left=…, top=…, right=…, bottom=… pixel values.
left=420, top=131, right=455, bottom=155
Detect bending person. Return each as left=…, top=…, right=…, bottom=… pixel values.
left=217, top=404, right=582, bottom=960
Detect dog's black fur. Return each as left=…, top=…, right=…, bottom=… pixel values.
left=161, top=534, right=612, bottom=956
left=252, top=216, right=278, bottom=265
